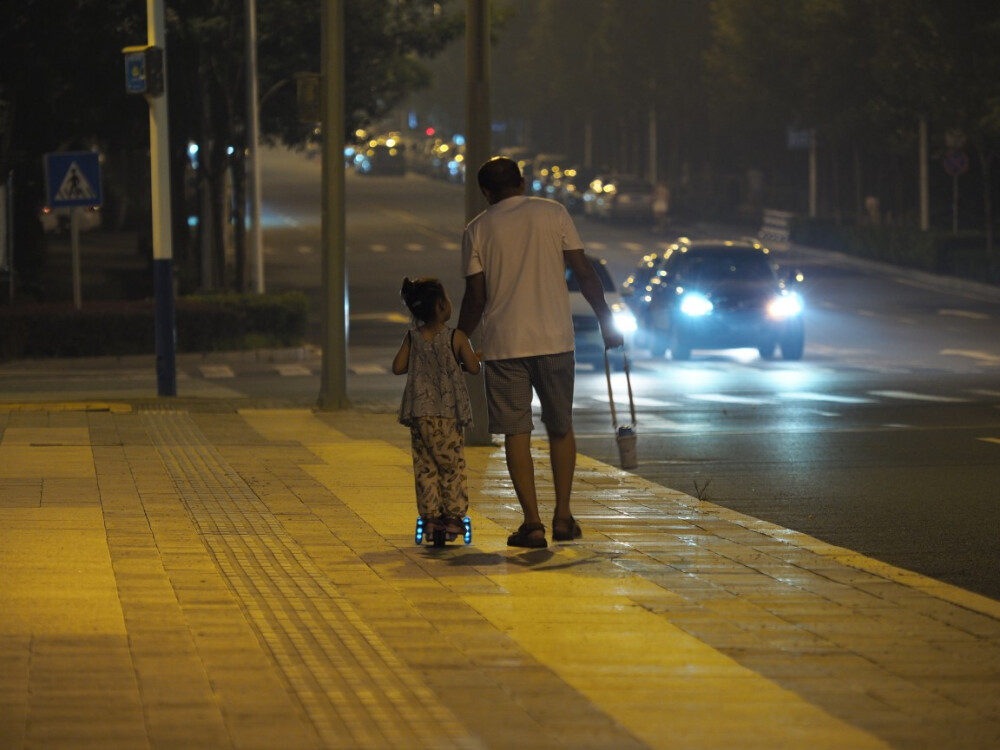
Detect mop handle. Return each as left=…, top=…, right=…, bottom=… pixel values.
left=604, top=349, right=619, bottom=429
left=623, top=352, right=637, bottom=425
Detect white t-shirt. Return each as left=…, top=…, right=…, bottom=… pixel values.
left=462, top=196, right=583, bottom=360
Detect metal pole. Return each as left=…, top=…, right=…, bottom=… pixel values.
left=149, top=0, right=176, bottom=396
left=919, top=117, right=930, bottom=231
left=245, top=0, right=264, bottom=292
left=463, top=0, right=492, bottom=446
left=808, top=129, right=817, bottom=218
left=71, top=208, right=82, bottom=309
left=318, top=0, right=347, bottom=410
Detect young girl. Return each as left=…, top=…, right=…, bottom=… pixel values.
left=393, top=277, right=480, bottom=542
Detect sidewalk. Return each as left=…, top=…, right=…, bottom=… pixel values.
left=1, top=399, right=999, bottom=749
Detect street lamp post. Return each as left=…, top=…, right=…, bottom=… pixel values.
left=463, top=0, right=492, bottom=446
left=149, top=0, right=176, bottom=396
left=245, top=0, right=264, bottom=293
left=318, top=0, right=347, bottom=410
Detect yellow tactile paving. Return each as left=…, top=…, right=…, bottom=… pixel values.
left=256, top=409, right=890, bottom=749
left=0, top=507, right=125, bottom=635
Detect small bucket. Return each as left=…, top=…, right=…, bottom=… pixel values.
left=616, top=425, right=638, bottom=469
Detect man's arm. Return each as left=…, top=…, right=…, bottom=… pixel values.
left=564, top=249, right=624, bottom=349
left=458, top=272, right=487, bottom=337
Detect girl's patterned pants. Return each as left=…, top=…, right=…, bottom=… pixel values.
left=410, top=417, right=468, bottom=520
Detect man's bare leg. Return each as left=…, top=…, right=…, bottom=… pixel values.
left=504, top=432, right=542, bottom=526
left=549, top=430, right=576, bottom=521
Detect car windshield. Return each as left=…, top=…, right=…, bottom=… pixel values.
left=675, top=252, right=775, bottom=283
left=566, top=260, right=615, bottom=293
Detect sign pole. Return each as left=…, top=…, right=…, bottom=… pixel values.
left=71, top=208, right=82, bottom=309
left=148, top=0, right=176, bottom=396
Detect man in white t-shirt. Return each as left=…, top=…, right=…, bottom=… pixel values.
left=458, top=156, right=623, bottom=548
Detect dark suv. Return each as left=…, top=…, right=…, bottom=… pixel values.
left=642, top=239, right=804, bottom=360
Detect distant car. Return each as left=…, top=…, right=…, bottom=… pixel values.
left=554, top=166, right=601, bottom=214
left=566, top=256, right=637, bottom=368
left=643, top=238, right=805, bottom=360
left=39, top=205, right=102, bottom=234
left=526, top=153, right=569, bottom=196
left=355, top=136, right=406, bottom=175
left=583, top=175, right=654, bottom=222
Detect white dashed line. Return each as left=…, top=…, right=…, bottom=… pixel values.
left=869, top=390, right=970, bottom=403
left=199, top=365, right=235, bottom=379
left=275, top=365, right=312, bottom=377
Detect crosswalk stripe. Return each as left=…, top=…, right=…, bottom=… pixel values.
left=779, top=392, right=875, bottom=404
left=869, top=390, right=970, bottom=403
left=275, top=365, right=312, bottom=377
left=688, top=393, right=773, bottom=405
left=199, top=365, right=235, bottom=379
left=351, top=364, right=388, bottom=375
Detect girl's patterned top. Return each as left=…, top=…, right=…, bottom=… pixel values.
left=398, top=326, right=473, bottom=428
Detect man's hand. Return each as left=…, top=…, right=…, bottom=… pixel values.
left=600, top=318, right=625, bottom=350
left=565, top=249, right=624, bottom=350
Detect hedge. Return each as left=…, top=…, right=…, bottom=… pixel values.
left=789, top=218, right=1000, bottom=284
left=0, top=292, right=309, bottom=359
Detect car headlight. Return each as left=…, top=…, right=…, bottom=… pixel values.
left=612, top=304, right=638, bottom=334
left=767, top=292, right=803, bottom=319
left=679, top=293, right=713, bottom=317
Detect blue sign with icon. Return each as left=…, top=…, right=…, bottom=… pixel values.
left=44, top=151, right=103, bottom=208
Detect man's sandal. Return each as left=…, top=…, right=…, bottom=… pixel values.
left=507, top=522, right=547, bottom=548
left=552, top=516, right=583, bottom=542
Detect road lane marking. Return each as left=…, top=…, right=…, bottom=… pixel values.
left=688, top=393, right=773, bottom=405
left=938, top=309, right=990, bottom=320
left=199, top=365, right=235, bottom=379
left=370, top=244, right=388, bottom=252
left=350, top=364, right=388, bottom=375
left=779, top=391, right=876, bottom=404
left=405, top=243, right=423, bottom=252
left=940, top=349, right=1000, bottom=365
left=869, top=390, right=970, bottom=403
left=970, top=389, right=1000, bottom=397
left=275, top=364, right=312, bottom=377
left=588, top=393, right=678, bottom=408
left=442, top=241, right=460, bottom=251
left=978, top=437, right=1000, bottom=446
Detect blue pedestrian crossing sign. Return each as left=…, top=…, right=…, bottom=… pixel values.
left=44, top=151, right=103, bottom=208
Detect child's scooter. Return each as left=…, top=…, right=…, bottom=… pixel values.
left=414, top=516, right=473, bottom=547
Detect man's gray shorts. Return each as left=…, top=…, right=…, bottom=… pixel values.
left=483, top=352, right=575, bottom=436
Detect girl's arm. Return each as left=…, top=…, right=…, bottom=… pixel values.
left=453, top=330, right=481, bottom=375
left=391, top=331, right=411, bottom=375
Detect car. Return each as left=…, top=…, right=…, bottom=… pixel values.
left=566, top=256, right=637, bottom=368
left=642, top=238, right=804, bottom=360
left=583, top=175, right=654, bottom=222
left=526, top=152, right=568, bottom=196
left=355, top=135, right=406, bottom=175
left=39, top=204, right=102, bottom=234
left=553, top=165, right=602, bottom=214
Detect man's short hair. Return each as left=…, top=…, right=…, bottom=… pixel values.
left=477, top=156, right=523, bottom=193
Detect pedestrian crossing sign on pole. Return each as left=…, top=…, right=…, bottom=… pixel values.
left=44, top=151, right=103, bottom=208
